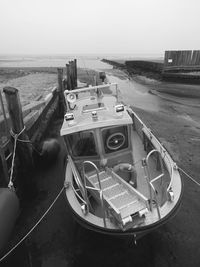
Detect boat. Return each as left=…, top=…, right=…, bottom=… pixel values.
left=61, top=82, right=183, bottom=239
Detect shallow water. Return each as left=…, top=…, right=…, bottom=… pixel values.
left=107, top=74, right=161, bottom=112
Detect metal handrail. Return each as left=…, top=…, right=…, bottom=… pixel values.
left=68, top=155, right=91, bottom=216
left=148, top=179, right=161, bottom=219
left=127, top=107, right=175, bottom=193
left=144, top=149, right=166, bottom=219
left=71, top=183, right=87, bottom=205
left=68, top=156, right=85, bottom=197
left=82, top=161, right=107, bottom=228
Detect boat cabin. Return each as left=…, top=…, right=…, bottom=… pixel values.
left=61, top=83, right=136, bottom=185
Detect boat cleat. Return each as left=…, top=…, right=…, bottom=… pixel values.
left=168, top=189, right=174, bottom=202
left=81, top=204, right=89, bottom=215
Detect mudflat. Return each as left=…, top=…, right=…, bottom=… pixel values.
left=1, top=66, right=200, bottom=267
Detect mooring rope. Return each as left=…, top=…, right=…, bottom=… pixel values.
left=13, top=137, right=42, bottom=156
left=178, top=167, right=200, bottom=187
left=8, top=127, right=26, bottom=189
left=0, top=186, right=65, bottom=263
left=9, top=127, right=42, bottom=188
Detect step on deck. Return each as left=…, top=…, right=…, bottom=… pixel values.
left=86, top=170, right=146, bottom=220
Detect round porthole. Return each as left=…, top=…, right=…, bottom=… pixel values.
left=106, top=132, right=125, bottom=150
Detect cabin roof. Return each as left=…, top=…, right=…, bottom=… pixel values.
left=60, top=94, right=132, bottom=136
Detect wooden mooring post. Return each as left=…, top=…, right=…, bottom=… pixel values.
left=66, top=63, right=72, bottom=90
left=57, top=68, right=66, bottom=116
left=74, top=59, right=77, bottom=87
left=3, top=87, right=34, bottom=192
left=66, top=59, right=78, bottom=90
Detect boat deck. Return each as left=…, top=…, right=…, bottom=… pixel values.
left=86, top=169, right=147, bottom=224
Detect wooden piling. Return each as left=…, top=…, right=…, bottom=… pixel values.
left=66, top=60, right=77, bottom=90
left=57, top=68, right=66, bottom=116
left=71, top=61, right=75, bottom=89
left=70, top=61, right=75, bottom=89
left=3, top=87, right=33, bottom=164
left=74, top=59, right=77, bottom=87
left=66, top=64, right=72, bottom=90
left=3, top=87, right=34, bottom=193
left=57, top=68, right=63, bottom=92
left=70, top=62, right=73, bottom=89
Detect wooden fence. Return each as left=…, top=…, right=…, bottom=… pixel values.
left=163, top=50, right=200, bottom=72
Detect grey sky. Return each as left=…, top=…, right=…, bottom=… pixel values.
left=0, top=0, right=200, bottom=54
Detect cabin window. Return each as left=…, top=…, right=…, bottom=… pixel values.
left=66, top=131, right=97, bottom=157
left=102, top=126, right=128, bottom=154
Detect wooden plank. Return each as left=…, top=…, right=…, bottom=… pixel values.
left=196, top=50, right=200, bottom=65
left=163, top=51, right=168, bottom=66
left=44, top=93, right=53, bottom=104
left=183, top=50, right=188, bottom=65
left=24, top=109, right=41, bottom=130
left=186, top=50, right=192, bottom=65
left=177, top=50, right=181, bottom=66
left=22, top=100, right=45, bottom=117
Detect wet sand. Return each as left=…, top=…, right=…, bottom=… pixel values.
left=1, top=67, right=200, bottom=266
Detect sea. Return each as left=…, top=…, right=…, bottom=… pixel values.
left=0, top=53, right=163, bottom=70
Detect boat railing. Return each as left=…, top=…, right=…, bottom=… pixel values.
left=144, top=149, right=166, bottom=219
left=82, top=161, right=107, bottom=228
left=128, top=107, right=175, bottom=196
left=142, top=126, right=176, bottom=196
left=68, top=156, right=89, bottom=213
left=64, top=83, right=119, bottom=105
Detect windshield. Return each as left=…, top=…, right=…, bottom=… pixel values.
left=66, top=131, right=97, bottom=157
